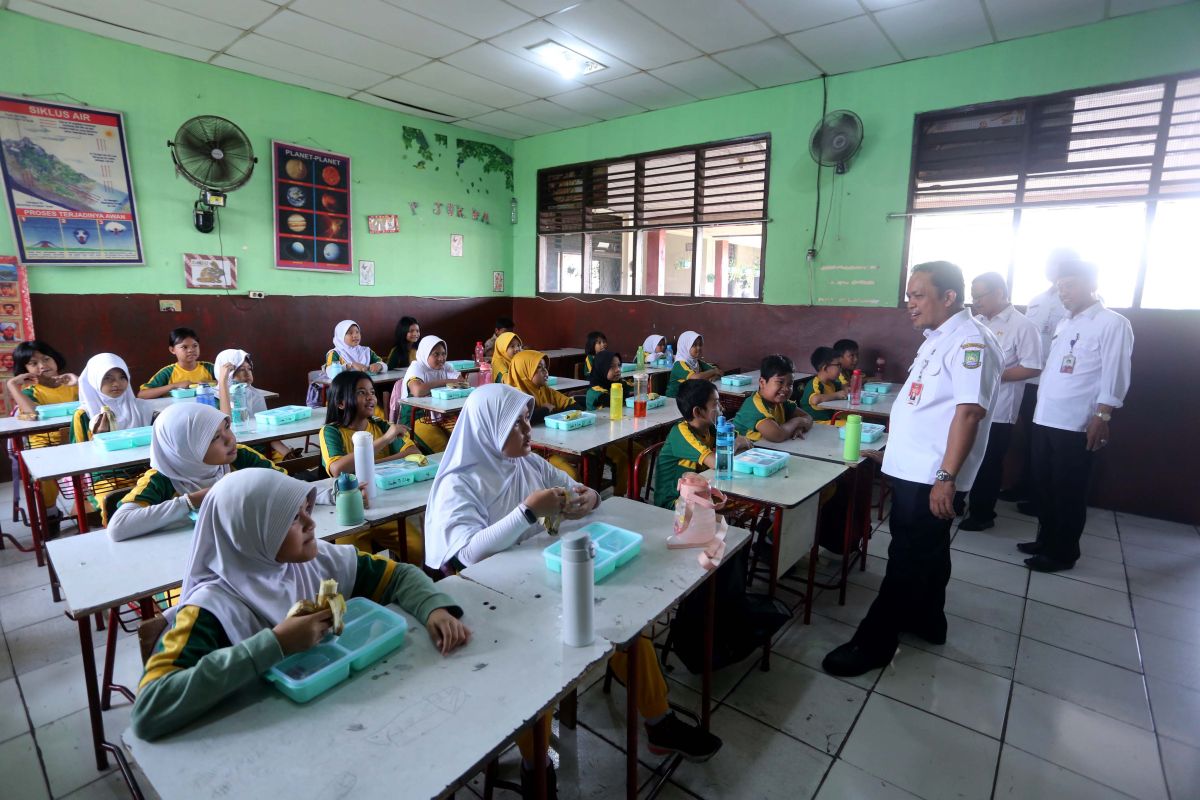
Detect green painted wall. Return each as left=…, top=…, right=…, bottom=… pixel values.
left=0, top=10, right=514, bottom=297
left=513, top=3, right=1200, bottom=306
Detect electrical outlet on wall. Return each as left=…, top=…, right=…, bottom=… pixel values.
left=248, top=291, right=265, bottom=299
left=159, top=299, right=181, bottom=312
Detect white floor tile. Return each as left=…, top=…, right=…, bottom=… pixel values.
left=1159, top=736, right=1200, bottom=800
left=722, top=655, right=866, bottom=755
left=0, top=556, right=53, bottom=598
left=1015, top=638, right=1152, bottom=731
left=995, top=744, right=1137, bottom=800
left=664, top=645, right=760, bottom=706
left=1006, top=684, right=1167, bottom=800
left=815, top=759, right=922, bottom=799
left=1059, top=555, right=1129, bottom=593
left=576, top=677, right=705, bottom=768
left=0, top=581, right=61, bottom=632
left=5, top=615, right=92, bottom=675
left=37, top=704, right=136, bottom=799
left=1122, top=544, right=1200, bottom=576
left=21, top=637, right=142, bottom=729
left=949, top=549, right=1029, bottom=597
left=1146, top=677, right=1200, bottom=749
left=845, top=553, right=886, bottom=592
left=0, top=634, right=12, bottom=682
left=902, top=613, right=1021, bottom=679
left=0, top=677, right=29, bottom=744
left=1138, top=631, right=1200, bottom=692
left=1028, top=572, right=1134, bottom=627
left=1118, top=525, right=1200, bottom=557
left=1021, top=600, right=1142, bottom=672
left=1127, top=567, right=1200, bottom=612
left=61, top=767, right=160, bottom=800
left=1084, top=509, right=1121, bottom=541
left=1132, top=595, right=1200, bottom=646
left=1116, top=513, right=1198, bottom=537
left=0, top=733, right=49, bottom=799
left=945, top=578, right=1025, bottom=634
left=556, top=725, right=655, bottom=800
left=1081, top=533, right=1126, bottom=564
left=867, top=528, right=891, bottom=558
left=0, top=535, right=38, bottom=567
left=840, top=694, right=1000, bottom=800
left=950, top=524, right=1034, bottom=566
left=875, top=647, right=1011, bottom=738
left=811, top=582, right=878, bottom=628
left=771, top=614, right=882, bottom=690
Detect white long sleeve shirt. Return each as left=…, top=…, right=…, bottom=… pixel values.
left=1023, top=286, right=1067, bottom=385
left=977, top=305, right=1043, bottom=425
left=1033, top=301, right=1134, bottom=433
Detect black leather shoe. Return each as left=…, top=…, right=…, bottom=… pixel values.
left=1016, top=541, right=1041, bottom=555
left=1016, top=501, right=1039, bottom=517
left=1025, top=554, right=1074, bottom=573
left=822, top=641, right=895, bottom=677
left=902, top=616, right=948, bottom=645
left=958, top=517, right=994, bottom=532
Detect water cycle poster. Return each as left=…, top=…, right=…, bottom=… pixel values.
left=0, top=95, right=143, bottom=265
left=272, top=140, right=351, bottom=273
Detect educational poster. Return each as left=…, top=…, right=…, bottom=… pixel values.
left=183, top=253, right=237, bottom=289
left=0, top=95, right=143, bottom=265
left=272, top=140, right=351, bottom=273
left=0, top=256, right=34, bottom=415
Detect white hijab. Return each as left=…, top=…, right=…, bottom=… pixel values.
left=332, top=319, right=372, bottom=366
left=78, top=353, right=152, bottom=430
left=214, top=348, right=267, bottom=415
left=642, top=335, right=665, bottom=355
left=424, top=383, right=543, bottom=569
left=167, top=469, right=358, bottom=644
left=150, top=403, right=231, bottom=495
left=676, top=330, right=702, bottom=370
left=400, top=336, right=460, bottom=400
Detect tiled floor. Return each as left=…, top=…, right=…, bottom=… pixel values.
left=1, top=484, right=1198, bottom=799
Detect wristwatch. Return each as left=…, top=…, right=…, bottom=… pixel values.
left=935, top=469, right=955, bottom=483
left=1094, top=411, right=1112, bottom=422
left=518, top=503, right=538, bottom=524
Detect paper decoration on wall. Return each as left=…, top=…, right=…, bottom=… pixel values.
left=273, top=140, right=351, bottom=273
left=407, top=201, right=490, bottom=224
left=492, top=271, right=504, bottom=293
left=450, top=234, right=463, bottom=257
left=0, top=95, right=144, bottom=266
left=0, top=256, right=34, bottom=411
left=359, top=260, right=375, bottom=286
left=183, top=253, right=237, bottom=289
left=456, top=139, right=513, bottom=191
left=367, top=214, right=398, bottom=234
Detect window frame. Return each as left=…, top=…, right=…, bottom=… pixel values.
left=535, top=133, right=771, bottom=302
left=900, top=69, right=1200, bottom=309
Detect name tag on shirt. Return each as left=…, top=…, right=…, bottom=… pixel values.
left=907, top=381, right=923, bottom=405
left=1060, top=353, right=1076, bottom=374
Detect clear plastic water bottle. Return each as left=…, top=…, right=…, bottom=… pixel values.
left=230, top=382, right=251, bottom=431
left=849, top=369, right=863, bottom=405
left=474, top=340, right=485, bottom=365
left=665, top=343, right=674, bottom=364
left=716, top=415, right=735, bottom=480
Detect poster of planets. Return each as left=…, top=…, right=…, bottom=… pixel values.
left=272, top=140, right=351, bottom=272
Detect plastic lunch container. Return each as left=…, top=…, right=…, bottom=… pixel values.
left=34, top=401, right=81, bottom=420
left=93, top=426, right=154, bottom=451
left=720, top=374, right=753, bottom=386
left=447, top=360, right=476, bottom=371
left=265, top=597, right=408, bottom=703
left=543, top=523, right=643, bottom=583
left=864, top=383, right=892, bottom=394
left=544, top=410, right=596, bottom=430
left=429, top=386, right=473, bottom=400
left=168, top=388, right=196, bottom=399
left=624, top=395, right=666, bottom=409
left=373, top=459, right=439, bottom=490
left=733, top=448, right=790, bottom=477
left=839, top=422, right=886, bottom=443
left=253, top=405, right=314, bottom=426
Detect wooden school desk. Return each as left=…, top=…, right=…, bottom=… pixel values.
left=124, top=575, right=612, bottom=800
left=0, top=415, right=74, bottom=561
left=819, top=382, right=902, bottom=420
left=461, top=496, right=752, bottom=800
left=529, top=402, right=681, bottom=488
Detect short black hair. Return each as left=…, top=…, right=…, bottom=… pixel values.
left=972, top=271, right=1009, bottom=297
left=832, top=339, right=858, bottom=356
left=169, top=327, right=199, bottom=347
left=759, top=354, right=794, bottom=381
left=585, top=331, right=607, bottom=355
left=13, top=340, right=66, bottom=375
left=325, top=370, right=374, bottom=427
left=810, top=346, right=837, bottom=372
left=1057, top=260, right=1100, bottom=284
left=911, top=261, right=965, bottom=306
left=676, top=378, right=717, bottom=421
left=495, top=316, right=514, bottom=330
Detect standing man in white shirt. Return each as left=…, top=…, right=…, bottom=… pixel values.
left=824, top=261, right=1002, bottom=677
left=960, top=272, right=1043, bottom=531
left=1020, top=260, right=1133, bottom=572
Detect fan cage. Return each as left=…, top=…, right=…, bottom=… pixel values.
left=169, top=115, right=256, bottom=192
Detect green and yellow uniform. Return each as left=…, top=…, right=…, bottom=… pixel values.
left=131, top=552, right=461, bottom=742
left=21, top=382, right=77, bottom=448
left=325, top=349, right=383, bottom=370
left=665, top=359, right=716, bottom=398
left=584, top=378, right=634, bottom=411
left=319, top=416, right=416, bottom=473
left=732, top=392, right=800, bottom=442
left=69, top=407, right=91, bottom=444
left=386, top=345, right=417, bottom=371
left=654, top=421, right=715, bottom=509
left=140, top=362, right=216, bottom=391
left=800, top=376, right=841, bottom=423
left=120, top=446, right=283, bottom=509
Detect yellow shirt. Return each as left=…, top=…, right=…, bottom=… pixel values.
left=21, top=382, right=78, bottom=447
left=140, top=362, right=216, bottom=390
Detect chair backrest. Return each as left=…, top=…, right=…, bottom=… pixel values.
left=138, top=615, right=169, bottom=665
left=629, top=439, right=665, bottom=504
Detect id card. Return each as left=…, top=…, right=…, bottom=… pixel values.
left=907, top=381, right=924, bottom=405
left=1060, top=353, right=1076, bottom=374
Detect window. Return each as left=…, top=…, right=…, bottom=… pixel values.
left=905, top=72, right=1200, bottom=309
left=537, top=136, right=769, bottom=299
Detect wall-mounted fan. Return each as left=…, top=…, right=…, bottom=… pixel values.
left=168, top=115, right=257, bottom=232
left=809, top=110, right=864, bottom=174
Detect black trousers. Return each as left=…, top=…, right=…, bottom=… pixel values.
left=1008, top=384, right=1040, bottom=500
left=966, top=422, right=1013, bottom=522
left=1032, top=424, right=1093, bottom=564
left=854, top=478, right=960, bottom=651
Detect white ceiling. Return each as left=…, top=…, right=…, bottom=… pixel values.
left=7, top=0, right=1191, bottom=139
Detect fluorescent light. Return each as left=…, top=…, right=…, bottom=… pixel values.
left=526, top=40, right=606, bottom=80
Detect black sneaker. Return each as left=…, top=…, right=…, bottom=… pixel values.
left=519, top=762, right=558, bottom=800
left=645, top=713, right=722, bottom=762
left=958, top=517, right=994, bottom=532
left=1016, top=541, right=1041, bottom=555
left=821, top=641, right=896, bottom=677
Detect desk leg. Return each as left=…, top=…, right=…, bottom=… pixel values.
left=839, top=468, right=863, bottom=606
left=72, top=475, right=90, bottom=533
left=17, top=450, right=46, bottom=566
left=625, top=641, right=639, bottom=800
left=531, top=714, right=549, bottom=800
left=560, top=688, right=578, bottom=730
left=768, top=506, right=782, bottom=599
left=702, top=577, right=715, bottom=730
left=77, top=616, right=108, bottom=770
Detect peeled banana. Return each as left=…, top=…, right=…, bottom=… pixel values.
left=561, top=410, right=582, bottom=421
left=287, top=578, right=347, bottom=635
left=404, top=453, right=429, bottom=467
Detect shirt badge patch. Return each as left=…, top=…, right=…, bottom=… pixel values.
left=963, top=349, right=982, bottom=369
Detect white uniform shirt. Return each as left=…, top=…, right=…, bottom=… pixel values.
left=976, top=305, right=1042, bottom=425
left=1033, top=301, right=1133, bottom=433
left=1023, top=286, right=1066, bottom=385
left=883, top=309, right=1002, bottom=491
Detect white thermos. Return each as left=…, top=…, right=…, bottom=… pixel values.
left=351, top=430, right=377, bottom=502
left=560, top=533, right=595, bottom=647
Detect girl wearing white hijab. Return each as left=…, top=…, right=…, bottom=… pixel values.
left=665, top=330, right=721, bottom=399
left=131, top=469, right=468, bottom=742
left=214, top=348, right=294, bottom=462
left=642, top=334, right=666, bottom=359
left=69, top=353, right=153, bottom=443
left=106, top=403, right=284, bottom=542
left=423, top=384, right=721, bottom=787
left=389, top=335, right=465, bottom=453
left=325, top=319, right=384, bottom=376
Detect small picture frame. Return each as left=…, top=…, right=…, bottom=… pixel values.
left=359, top=259, right=376, bottom=286
left=492, top=270, right=504, bottom=292
left=367, top=214, right=399, bottom=234
left=183, top=254, right=237, bottom=289
left=450, top=234, right=463, bottom=257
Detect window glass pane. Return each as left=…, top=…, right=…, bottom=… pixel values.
left=583, top=231, right=634, bottom=295
left=907, top=210, right=1014, bottom=296
left=1012, top=203, right=1143, bottom=306
left=694, top=224, right=762, bottom=298
left=634, top=229, right=693, bottom=297
left=538, top=234, right=582, bottom=294
left=1142, top=198, right=1200, bottom=309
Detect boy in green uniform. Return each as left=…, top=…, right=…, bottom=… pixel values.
left=800, top=346, right=848, bottom=424
left=833, top=338, right=859, bottom=389
left=732, top=355, right=813, bottom=442
left=654, top=380, right=750, bottom=508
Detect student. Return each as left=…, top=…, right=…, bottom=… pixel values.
left=482, top=315, right=514, bottom=359
left=489, top=331, right=523, bottom=384
left=107, top=403, right=284, bottom=542
left=215, top=349, right=293, bottom=463
left=131, top=468, right=468, bottom=742
left=325, top=320, right=384, bottom=376
left=833, top=338, right=859, bottom=387
left=423, top=383, right=721, bottom=794
left=655, top=380, right=750, bottom=509
left=504, top=349, right=581, bottom=479
left=732, top=355, right=814, bottom=442
left=665, top=331, right=721, bottom=398
left=643, top=334, right=667, bottom=358
left=138, top=327, right=216, bottom=399
left=584, top=351, right=637, bottom=496
left=390, top=336, right=465, bottom=453
left=386, top=316, right=421, bottom=370
left=7, top=340, right=78, bottom=438
left=70, top=353, right=153, bottom=443
left=800, top=347, right=849, bottom=424
left=583, top=330, right=608, bottom=375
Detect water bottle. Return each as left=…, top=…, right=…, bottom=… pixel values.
left=665, top=343, right=674, bottom=364
left=560, top=533, right=595, bottom=647
left=474, top=340, right=485, bottom=365
left=195, top=385, right=218, bottom=409
left=874, top=356, right=886, bottom=381
left=633, top=372, right=648, bottom=418
left=635, top=345, right=646, bottom=371
left=610, top=381, right=624, bottom=420
left=849, top=369, right=863, bottom=405
left=229, top=382, right=251, bottom=431
left=842, top=414, right=863, bottom=461
left=334, top=472, right=365, bottom=526
left=716, top=416, right=735, bottom=481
